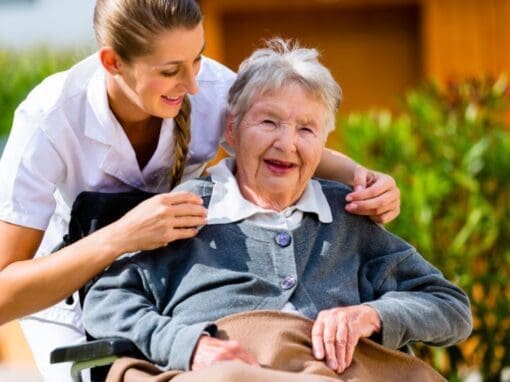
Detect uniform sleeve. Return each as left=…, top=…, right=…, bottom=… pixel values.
left=0, top=104, right=65, bottom=230
left=360, top=228, right=473, bottom=349
left=82, top=259, right=216, bottom=371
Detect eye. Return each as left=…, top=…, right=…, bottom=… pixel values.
left=160, top=69, right=179, bottom=77
left=262, top=119, right=277, bottom=126
left=300, top=125, right=316, bottom=134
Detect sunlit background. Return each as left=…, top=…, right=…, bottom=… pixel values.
left=0, top=0, right=509, bottom=381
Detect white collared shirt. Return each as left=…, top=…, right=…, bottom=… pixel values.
left=207, top=158, right=332, bottom=229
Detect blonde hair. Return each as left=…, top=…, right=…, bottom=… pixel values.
left=94, top=0, right=201, bottom=189
left=170, top=96, right=191, bottom=189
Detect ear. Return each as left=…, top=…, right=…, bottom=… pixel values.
left=224, top=114, right=237, bottom=148
left=99, top=47, right=123, bottom=76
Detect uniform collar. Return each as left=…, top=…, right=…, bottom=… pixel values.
left=207, top=158, right=332, bottom=225
left=83, top=57, right=175, bottom=190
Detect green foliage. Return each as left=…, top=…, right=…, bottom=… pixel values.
left=0, top=48, right=86, bottom=138
left=334, top=76, right=510, bottom=381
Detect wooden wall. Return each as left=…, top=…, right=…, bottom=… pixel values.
left=202, top=0, right=510, bottom=112
left=421, top=0, right=510, bottom=78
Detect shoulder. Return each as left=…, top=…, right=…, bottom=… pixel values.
left=197, top=56, right=236, bottom=85
left=18, top=53, right=100, bottom=119
left=315, top=178, right=352, bottom=207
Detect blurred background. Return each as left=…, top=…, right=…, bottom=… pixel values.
left=0, top=0, right=509, bottom=381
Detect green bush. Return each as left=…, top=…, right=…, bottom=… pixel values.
left=334, top=76, right=510, bottom=381
left=0, top=48, right=87, bottom=138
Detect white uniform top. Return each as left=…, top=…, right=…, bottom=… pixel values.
left=0, top=52, right=235, bottom=381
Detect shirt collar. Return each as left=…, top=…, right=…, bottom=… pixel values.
left=207, top=158, right=332, bottom=225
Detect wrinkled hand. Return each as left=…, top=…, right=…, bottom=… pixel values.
left=345, top=166, right=400, bottom=224
left=108, top=191, right=207, bottom=254
left=191, top=336, right=259, bottom=371
left=312, top=305, right=381, bottom=374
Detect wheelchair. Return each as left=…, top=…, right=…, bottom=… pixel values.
left=50, top=190, right=154, bottom=382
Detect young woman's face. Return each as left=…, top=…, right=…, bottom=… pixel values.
left=114, top=23, right=205, bottom=121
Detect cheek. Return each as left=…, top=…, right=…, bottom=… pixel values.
left=300, top=143, right=323, bottom=176
left=142, top=78, right=171, bottom=97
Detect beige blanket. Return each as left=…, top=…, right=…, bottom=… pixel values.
left=106, top=310, right=446, bottom=382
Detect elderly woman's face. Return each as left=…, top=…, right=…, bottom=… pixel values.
left=226, top=83, right=327, bottom=209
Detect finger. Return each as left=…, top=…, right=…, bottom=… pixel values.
left=238, top=349, right=259, bottom=366
left=342, top=323, right=358, bottom=373
left=166, top=227, right=199, bottom=242
left=335, top=320, right=348, bottom=373
left=167, top=203, right=208, bottom=218
left=346, top=182, right=387, bottom=202
left=171, top=215, right=208, bottom=229
left=163, top=191, right=204, bottom=205
left=345, top=189, right=399, bottom=216
left=225, top=341, right=259, bottom=366
left=323, top=316, right=338, bottom=370
left=311, top=319, right=325, bottom=360
left=351, top=165, right=368, bottom=191
left=370, top=206, right=400, bottom=224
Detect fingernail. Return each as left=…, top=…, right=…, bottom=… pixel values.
left=346, top=195, right=352, bottom=202
left=355, top=185, right=364, bottom=192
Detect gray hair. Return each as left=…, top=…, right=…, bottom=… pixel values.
left=228, top=38, right=342, bottom=135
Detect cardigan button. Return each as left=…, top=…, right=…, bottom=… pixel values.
left=274, top=232, right=292, bottom=248
left=281, top=276, right=297, bottom=290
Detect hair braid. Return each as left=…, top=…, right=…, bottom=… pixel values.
left=169, top=96, right=191, bottom=189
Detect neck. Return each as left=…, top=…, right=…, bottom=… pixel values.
left=237, top=184, right=303, bottom=212
left=106, top=74, right=152, bottom=127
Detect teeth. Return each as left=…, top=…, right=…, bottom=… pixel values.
left=267, top=160, right=292, bottom=167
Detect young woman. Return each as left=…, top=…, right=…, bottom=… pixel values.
left=0, top=0, right=399, bottom=380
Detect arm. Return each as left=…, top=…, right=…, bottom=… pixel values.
left=0, top=102, right=207, bottom=323
left=316, top=148, right=400, bottom=224
left=311, top=218, right=472, bottom=373
left=82, top=258, right=215, bottom=371
left=0, top=192, right=207, bottom=325
left=363, top=249, right=472, bottom=349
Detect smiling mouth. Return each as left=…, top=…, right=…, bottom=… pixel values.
left=161, top=95, right=183, bottom=105
left=264, top=159, right=297, bottom=173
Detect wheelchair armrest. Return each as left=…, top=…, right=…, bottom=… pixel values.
left=50, top=337, right=141, bottom=364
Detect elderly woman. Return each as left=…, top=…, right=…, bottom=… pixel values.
left=83, top=40, right=472, bottom=382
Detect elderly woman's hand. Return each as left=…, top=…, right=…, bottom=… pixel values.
left=191, top=336, right=260, bottom=371
left=311, top=305, right=381, bottom=374
left=345, top=166, right=401, bottom=224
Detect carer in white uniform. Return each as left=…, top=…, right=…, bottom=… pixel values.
left=0, top=0, right=401, bottom=381
left=0, top=51, right=234, bottom=380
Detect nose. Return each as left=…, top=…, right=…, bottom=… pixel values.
left=273, top=126, right=297, bottom=153
left=182, top=63, right=200, bottom=95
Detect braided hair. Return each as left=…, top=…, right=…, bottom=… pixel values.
left=169, top=96, right=191, bottom=189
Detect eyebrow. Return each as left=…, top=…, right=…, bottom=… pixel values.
left=161, top=44, right=206, bottom=66
left=257, top=105, right=318, bottom=124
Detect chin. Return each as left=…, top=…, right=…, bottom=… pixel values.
left=155, top=108, right=180, bottom=119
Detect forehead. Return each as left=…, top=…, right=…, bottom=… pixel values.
left=140, top=23, right=205, bottom=65
left=248, top=83, right=325, bottom=118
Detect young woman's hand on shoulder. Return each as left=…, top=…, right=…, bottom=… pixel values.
left=105, top=191, right=207, bottom=254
